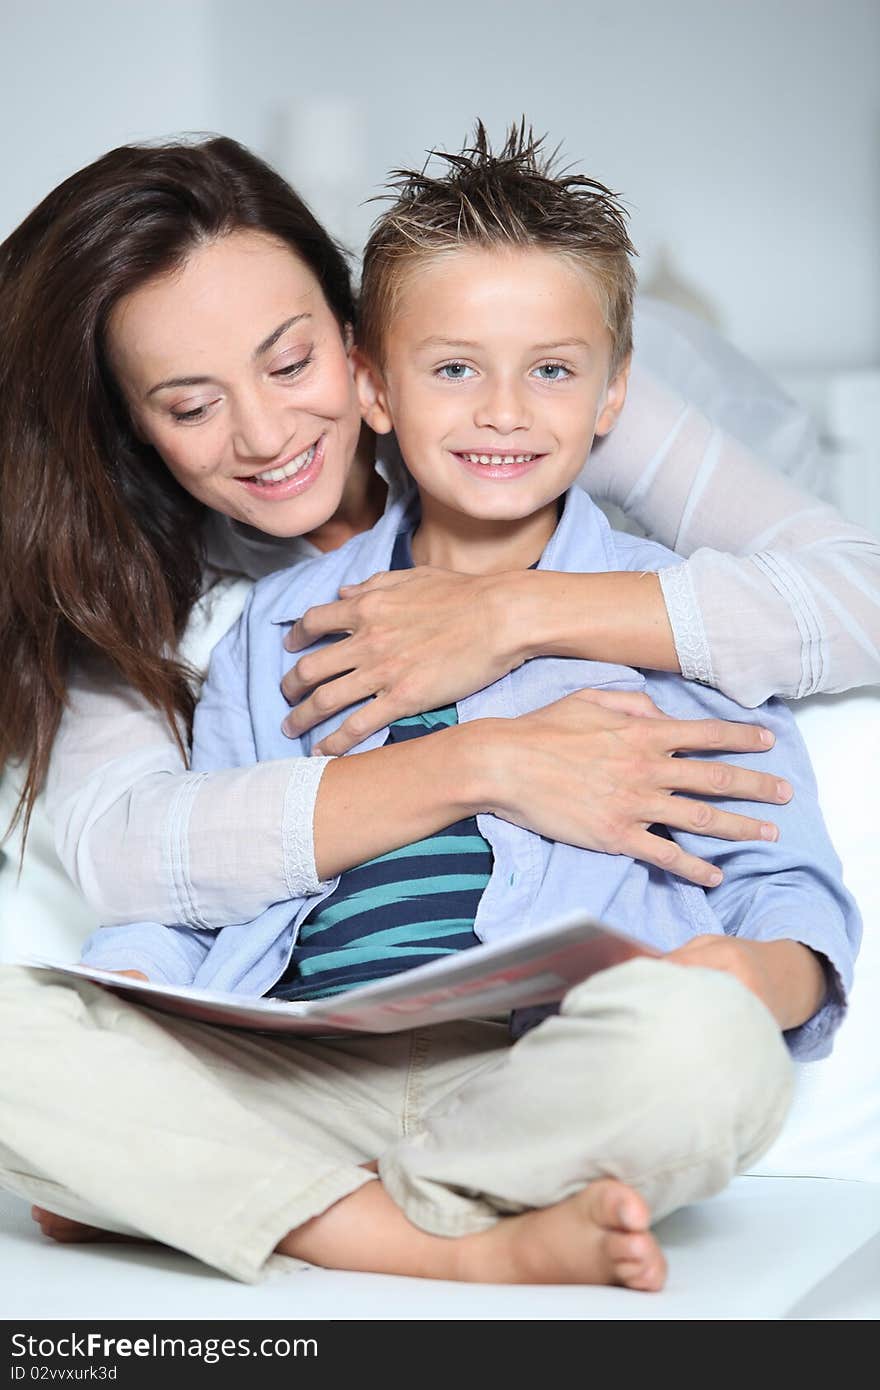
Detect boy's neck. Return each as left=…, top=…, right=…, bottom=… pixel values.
left=410, top=492, right=561, bottom=574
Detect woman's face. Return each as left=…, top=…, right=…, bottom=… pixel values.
left=106, top=229, right=364, bottom=537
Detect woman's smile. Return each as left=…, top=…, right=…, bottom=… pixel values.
left=236, top=435, right=324, bottom=499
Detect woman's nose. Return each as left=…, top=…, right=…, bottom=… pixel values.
left=232, top=388, right=294, bottom=461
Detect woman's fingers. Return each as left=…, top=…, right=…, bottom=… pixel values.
left=643, top=796, right=779, bottom=843
left=657, top=716, right=775, bottom=755
left=283, top=599, right=358, bottom=653
left=622, top=830, right=725, bottom=888
left=663, top=758, right=791, bottom=804
left=312, top=696, right=400, bottom=756
left=283, top=671, right=375, bottom=740
left=281, top=637, right=357, bottom=707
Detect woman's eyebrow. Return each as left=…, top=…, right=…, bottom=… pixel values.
left=146, top=314, right=312, bottom=397
left=254, top=312, right=312, bottom=358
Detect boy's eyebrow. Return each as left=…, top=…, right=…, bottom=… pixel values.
left=531, top=338, right=594, bottom=353
left=146, top=314, right=312, bottom=396
left=415, top=335, right=594, bottom=353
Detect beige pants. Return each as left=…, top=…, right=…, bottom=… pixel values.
left=0, top=959, right=793, bottom=1282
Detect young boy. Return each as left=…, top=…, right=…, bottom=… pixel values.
left=80, top=126, right=859, bottom=1290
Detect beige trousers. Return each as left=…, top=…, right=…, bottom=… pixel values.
left=0, top=959, right=793, bottom=1282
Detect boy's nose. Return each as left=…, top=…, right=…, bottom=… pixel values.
left=473, top=379, right=532, bottom=433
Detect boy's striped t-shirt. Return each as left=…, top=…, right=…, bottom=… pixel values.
left=269, top=532, right=492, bottom=1002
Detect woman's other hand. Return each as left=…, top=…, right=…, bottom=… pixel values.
left=480, top=689, right=791, bottom=889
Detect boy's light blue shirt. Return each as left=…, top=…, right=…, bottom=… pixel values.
left=82, top=482, right=861, bottom=1061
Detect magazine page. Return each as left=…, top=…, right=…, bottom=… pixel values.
left=23, top=913, right=655, bottom=1037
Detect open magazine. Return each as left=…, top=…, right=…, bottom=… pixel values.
left=24, top=913, right=655, bottom=1037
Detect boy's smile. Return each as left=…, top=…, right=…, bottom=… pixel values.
left=357, top=246, right=629, bottom=569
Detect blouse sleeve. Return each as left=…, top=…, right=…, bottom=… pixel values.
left=42, top=589, right=332, bottom=930
left=586, top=304, right=880, bottom=707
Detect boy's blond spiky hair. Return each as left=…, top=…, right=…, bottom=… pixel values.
left=358, top=120, right=637, bottom=374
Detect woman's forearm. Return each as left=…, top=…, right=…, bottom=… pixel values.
left=313, top=722, right=488, bottom=880
left=588, top=353, right=880, bottom=703
left=44, top=666, right=307, bottom=928
left=499, top=568, right=679, bottom=673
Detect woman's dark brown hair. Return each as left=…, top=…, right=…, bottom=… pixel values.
left=0, top=136, right=356, bottom=844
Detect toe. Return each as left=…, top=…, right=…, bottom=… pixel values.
left=607, top=1230, right=666, bottom=1291
left=589, top=1179, right=652, bottom=1234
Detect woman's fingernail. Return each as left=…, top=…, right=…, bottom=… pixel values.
left=776, top=780, right=792, bottom=801
left=708, top=869, right=723, bottom=887
left=760, top=728, right=774, bottom=746
left=760, top=823, right=778, bottom=841
left=282, top=720, right=296, bottom=738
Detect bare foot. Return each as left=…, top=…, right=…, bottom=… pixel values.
left=31, top=1205, right=149, bottom=1246
left=461, top=1179, right=666, bottom=1291
left=281, top=1176, right=666, bottom=1291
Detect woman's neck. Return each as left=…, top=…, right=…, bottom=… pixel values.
left=304, top=425, right=387, bottom=553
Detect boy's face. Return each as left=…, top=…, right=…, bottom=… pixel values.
left=357, top=246, right=629, bottom=526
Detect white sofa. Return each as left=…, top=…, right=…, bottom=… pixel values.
left=2, top=685, right=878, bottom=1320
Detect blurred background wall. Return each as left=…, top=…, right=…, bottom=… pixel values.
left=3, top=0, right=878, bottom=516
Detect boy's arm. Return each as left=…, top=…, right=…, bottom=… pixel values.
left=644, top=671, right=861, bottom=1060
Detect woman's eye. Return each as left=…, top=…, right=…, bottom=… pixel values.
left=273, top=355, right=313, bottom=379
left=437, top=362, right=475, bottom=381
left=171, top=403, right=212, bottom=423
left=533, top=363, right=571, bottom=382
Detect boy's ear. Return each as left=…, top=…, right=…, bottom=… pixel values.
left=594, top=354, right=631, bottom=438
left=352, top=347, right=394, bottom=436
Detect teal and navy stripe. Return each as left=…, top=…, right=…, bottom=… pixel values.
left=270, top=532, right=491, bottom=1002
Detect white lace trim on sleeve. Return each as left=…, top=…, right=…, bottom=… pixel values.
left=282, top=755, right=334, bottom=898
left=659, top=564, right=715, bottom=687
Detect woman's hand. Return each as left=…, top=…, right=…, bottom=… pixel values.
left=479, top=689, right=791, bottom=888
left=281, top=565, right=685, bottom=754
left=281, top=567, right=520, bottom=753
left=665, top=935, right=827, bottom=1029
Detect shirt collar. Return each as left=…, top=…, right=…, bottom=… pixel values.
left=265, top=472, right=616, bottom=628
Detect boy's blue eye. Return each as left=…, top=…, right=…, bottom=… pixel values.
left=437, top=363, right=475, bottom=380
left=533, top=363, right=570, bottom=381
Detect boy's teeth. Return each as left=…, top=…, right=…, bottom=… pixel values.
left=464, top=453, right=535, bottom=465
left=252, top=444, right=316, bottom=484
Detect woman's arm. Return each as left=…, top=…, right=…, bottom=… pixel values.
left=43, top=647, right=787, bottom=932
left=43, top=658, right=322, bottom=929
left=588, top=358, right=880, bottom=705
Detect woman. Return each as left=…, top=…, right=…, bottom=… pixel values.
left=0, top=136, right=876, bottom=1286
